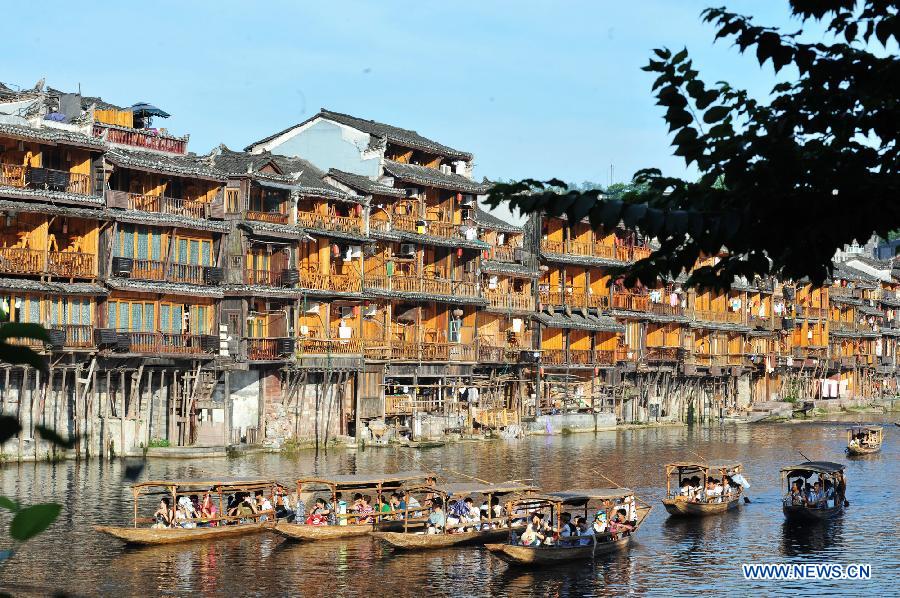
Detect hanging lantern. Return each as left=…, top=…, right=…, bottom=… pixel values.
left=332, top=244, right=340, bottom=257
left=416, top=219, right=426, bottom=234
left=457, top=248, right=463, bottom=258
left=452, top=308, right=464, bottom=318
left=539, top=366, right=545, bottom=377
left=353, top=305, right=361, bottom=316
left=355, top=204, right=363, bottom=216
left=594, top=367, right=600, bottom=376
left=457, top=192, right=463, bottom=201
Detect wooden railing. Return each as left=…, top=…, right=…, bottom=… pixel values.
left=540, top=239, right=566, bottom=253
left=541, top=349, right=567, bottom=365
left=47, top=251, right=94, bottom=278
left=632, top=246, right=652, bottom=261
left=490, top=245, right=519, bottom=262
left=369, top=219, right=391, bottom=234
left=55, top=325, right=94, bottom=348
left=95, top=124, right=188, bottom=154
left=0, top=247, right=45, bottom=275
left=247, top=338, right=283, bottom=360
left=649, top=302, right=684, bottom=317
left=364, top=274, right=478, bottom=297
left=245, top=269, right=283, bottom=286
left=297, top=210, right=363, bottom=234
left=797, top=305, right=828, bottom=319
left=298, top=271, right=362, bottom=293
left=126, top=192, right=208, bottom=219
left=0, top=163, right=26, bottom=188
left=126, top=332, right=210, bottom=354
left=691, top=309, right=744, bottom=324
left=645, top=346, right=680, bottom=362
left=485, top=291, right=535, bottom=311
left=612, top=293, right=650, bottom=312
left=587, top=293, right=610, bottom=309
left=541, top=238, right=645, bottom=261
left=830, top=320, right=870, bottom=334
left=539, top=290, right=566, bottom=307
left=568, top=348, right=594, bottom=365
left=128, top=259, right=204, bottom=284
left=246, top=210, right=290, bottom=225
left=298, top=338, right=363, bottom=354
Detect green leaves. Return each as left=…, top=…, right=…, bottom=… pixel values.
left=703, top=106, right=730, bottom=123
left=9, top=503, right=61, bottom=541
left=0, top=323, right=49, bottom=373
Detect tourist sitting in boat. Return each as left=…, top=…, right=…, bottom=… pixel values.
left=559, top=512, right=575, bottom=538
left=427, top=497, right=446, bottom=534
left=607, top=509, right=634, bottom=539
left=789, top=481, right=804, bottom=505
left=804, top=481, right=825, bottom=508
left=389, top=492, right=406, bottom=519
left=256, top=491, right=274, bottom=522
left=354, top=494, right=375, bottom=524
left=273, top=484, right=295, bottom=521
left=235, top=493, right=258, bottom=523
left=152, top=497, right=173, bottom=529
left=519, top=513, right=552, bottom=546
left=198, top=492, right=218, bottom=527
left=592, top=508, right=608, bottom=534
left=679, top=479, right=693, bottom=497
left=305, top=498, right=330, bottom=525
left=174, top=497, right=197, bottom=529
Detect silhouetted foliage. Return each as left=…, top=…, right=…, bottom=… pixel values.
left=486, top=0, right=899, bottom=289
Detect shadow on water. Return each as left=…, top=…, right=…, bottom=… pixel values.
left=780, top=517, right=843, bottom=556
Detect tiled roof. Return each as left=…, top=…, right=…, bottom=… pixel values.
left=247, top=109, right=473, bottom=161
left=0, top=185, right=104, bottom=207
left=106, top=278, right=223, bottom=298
left=239, top=221, right=304, bottom=240
left=0, top=122, right=105, bottom=150
left=326, top=169, right=405, bottom=198
left=0, top=277, right=106, bottom=295
left=474, top=207, right=521, bottom=233
left=534, top=310, right=624, bottom=333
left=540, top=250, right=626, bottom=269
left=106, top=147, right=225, bottom=182
left=382, top=160, right=489, bottom=194
left=0, top=198, right=102, bottom=219
left=108, top=209, right=230, bottom=233
left=481, top=259, right=539, bottom=278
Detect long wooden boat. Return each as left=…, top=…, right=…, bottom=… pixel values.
left=372, top=481, right=535, bottom=550
left=373, top=525, right=514, bottom=549
left=95, top=478, right=280, bottom=546
left=93, top=521, right=272, bottom=545
left=485, top=489, right=650, bottom=566
left=268, top=471, right=430, bottom=542
left=781, top=461, right=846, bottom=521
left=661, top=460, right=746, bottom=518
left=846, top=425, right=883, bottom=455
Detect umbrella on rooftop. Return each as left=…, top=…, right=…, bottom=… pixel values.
left=129, top=102, right=170, bottom=118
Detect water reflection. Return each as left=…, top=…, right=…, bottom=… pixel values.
left=0, top=416, right=895, bottom=596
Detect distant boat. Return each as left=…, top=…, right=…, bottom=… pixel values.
left=846, top=425, right=883, bottom=456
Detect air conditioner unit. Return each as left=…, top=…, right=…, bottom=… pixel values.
left=459, top=194, right=475, bottom=207
left=111, top=256, right=133, bottom=277
left=406, top=187, right=421, bottom=198
left=399, top=243, right=416, bottom=257
left=340, top=306, right=355, bottom=319
left=440, top=164, right=452, bottom=175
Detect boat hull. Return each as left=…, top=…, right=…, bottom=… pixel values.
left=662, top=497, right=742, bottom=517
left=782, top=503, right=843, bottom=521
left=93, top=521, right=271, bottom=545
left=372, top=526, right=514, bottom=549
left=271, top=522, right=373, bottom=541
left=485, top=535, right=633, bottom=566
left=846, top=445, right=881, bottom=456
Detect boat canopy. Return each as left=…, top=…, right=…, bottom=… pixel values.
left=548, top=488, right=634, bottom=506
left=297, top=471, right=430, bottom=488
left=666, top=460, right=742, bottom=473
left=431, top=481, right=536, bottom=497
left=847, top=425, right=883, bottom=433
left=780, top=461, right=845, bottom=475
left=131, top=479, right=278, bottom=496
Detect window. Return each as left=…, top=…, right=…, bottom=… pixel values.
left=115, top=225, right=163, bottom=261
left=48, top=297, right=91, bottom=326
left=225, top=188, right=241, bottom=213
left=175, top=236, right=212, bottom=266
left=0, top=295, right=42, bottom=324
left=449, top=318, right=462, bottom=343
left=107, top=300, right=155, bottom=331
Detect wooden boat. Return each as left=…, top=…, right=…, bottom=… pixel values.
left=846, top=425, right=883, bottom=455
left=485, top=488, right=651, bottom=566
left=94, top=479, right=280, bottom=546
left=662, top=460, right=746, bottom=517
left=372, top=481, right=535, bottom=550
left=270, top=471, right=430, bottom=542
left=781, top=461, right=846, bottom=521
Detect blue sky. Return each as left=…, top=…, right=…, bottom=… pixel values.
left=4, top=1, right=806, bottom=222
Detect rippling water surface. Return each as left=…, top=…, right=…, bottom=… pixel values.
left=0, top=414, right=897, bottom=597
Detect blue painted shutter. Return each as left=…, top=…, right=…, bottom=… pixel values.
left=173, top=305, right=183, bottom=333
left=189, top=240, right=199, bottom=265
left=131, top=303, right=142, bottom=331
left=160, top=305, right=170, bottom=332
left=151, top=232, right=162, bottom=260
left=123, top=230, right=134, bottom=258
left=29, top=298, right=40, bottom=323
left=178, top=239, right=187, bottom=264
left=81, top=300, right=90, bottom=325
left=108, top=303, right=117, bottom=329
left=137, top=228, right=149, bottom=259
left=144, top=303, right=155, bottom=331
left=201, top=240, right=211, bottom=266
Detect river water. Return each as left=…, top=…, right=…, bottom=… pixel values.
left=0, top=414, right=897, bottom=597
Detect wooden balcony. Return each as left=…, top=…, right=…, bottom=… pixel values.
left=114, top=191, right=209, bottom=219
left=365, top=274, right=478, bottom=297
left=490, top=245, right=519, bottom=263
left=541, top=239, right=566, bottom=253
left=246, top=338, right=288, bottom=360
left=0, top=163, right=25, bottom=188
left=246, top=210, right=290, bottom=225
left=382, top=341, right=476, bottom=362
left=631, top=246, right=652, bottom=261
left=299, top=271, right=362, bottom=293
left=0, top=247, right=45, bottom=275
left=53, top=325, right=94, bottom=349
left=649, top=302, right=683, bottom=317
left=126, top=259, right=206, bottom=285
left=541, top=349, right=567, bottom=365
left=94, top=124, right=188, bottom=154
left=1, top=163, right=91, bottom=195
left=568, top=348, right=594, bottom=365
left=47, top=251, right=94, bottom=279
left=645, top=346, right=681, bottom=362
left=830, top=320, right=869, bottom=334
left=478, top=344, right=520, bottom=363
left=296, top=211, right=364, bottom=235
left=539, top=290, right=566, bottom=307
left=587, top=293, right=610, bottom=309
left=485, top=291, right=534, bottom=311
left=612, top=293, right=650, bottom=312
left=245, top=269, right=283, bottom=287
left=691, top=309, right=744, bottom=324
left=125, top=332, right=212, bottom=355
left=797, top=306, right=828, bottom=319
left=298, top=338, right=363, bottom=355
left=541, top=238, right=640, bottom=261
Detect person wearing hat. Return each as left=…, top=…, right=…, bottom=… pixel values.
left=592, top=508, right=608, bottom=534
